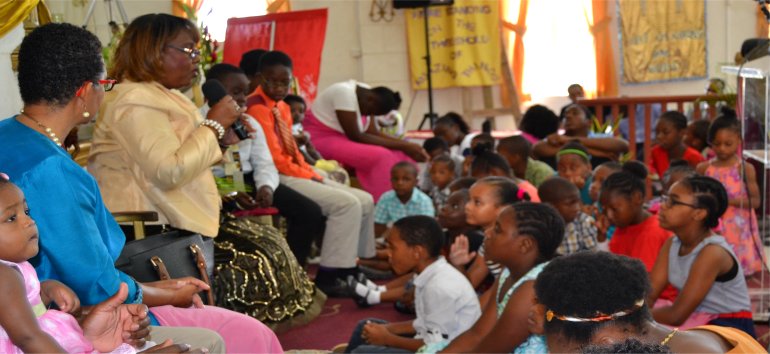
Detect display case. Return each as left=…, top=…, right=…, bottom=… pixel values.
left=722, top=61, right=770, bottom=321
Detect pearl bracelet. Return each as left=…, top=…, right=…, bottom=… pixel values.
left=201, top=119, right=225, bottom=140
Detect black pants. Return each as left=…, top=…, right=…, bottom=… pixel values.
left=244, top=172, right=326, bottom=265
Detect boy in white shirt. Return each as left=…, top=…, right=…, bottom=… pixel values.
left=344, top=215, right=481, bottom=353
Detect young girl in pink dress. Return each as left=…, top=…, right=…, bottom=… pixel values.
left=696, top=109, right=765, bottom=275
left=0, top=175, right=146, bottom=354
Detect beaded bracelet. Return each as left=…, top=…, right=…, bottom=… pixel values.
left=201, top=119, right=225, bottom=140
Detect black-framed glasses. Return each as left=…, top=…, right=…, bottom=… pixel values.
left=98, top=79, right=117, bottom=92
left=660, top=195, right=699, bottom=209
left=166, top=45, right=201, bottom=60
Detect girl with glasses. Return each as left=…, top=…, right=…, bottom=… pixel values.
left=651, top=175, right=755, bottom=337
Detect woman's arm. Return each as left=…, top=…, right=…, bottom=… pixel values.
left=337, top=110, right=428, bottom=162
left=140, top=277, right=210, bottom=308
left=647, top=238, right=672, bottom=305
left=652, top=245, right=733, bottom=326
left=575, top=136, right=630, bottom=155
left=471, top=280, right=537, bottom=353
left=0, top=265, right=66, bottom=353
left=440, top=278, right=500, bottom=353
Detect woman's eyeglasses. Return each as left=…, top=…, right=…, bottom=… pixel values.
left=98, top=79, right=117, bottom=92
left=166, top=45, right=201, bottom=60
left=660, top=195, right=699, bottom=209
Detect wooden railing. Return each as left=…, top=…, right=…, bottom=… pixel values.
left=577, top=94, right=729, bottom=196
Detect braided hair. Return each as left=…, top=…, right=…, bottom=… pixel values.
left=600, top=162, right=648, bottom=199
left=535, top=252, right=652, bottom=344
left=476, top=176, right=530, bottom=204
left=471, top=149, right=512, bottom=177
left=435, top=112, right=470, bottom=134
left=510, top=202, right=565, bottom=263
left=676, top=175, right=728, bottom=229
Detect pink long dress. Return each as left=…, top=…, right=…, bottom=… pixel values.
left=0, top=260, right=134, bottom=354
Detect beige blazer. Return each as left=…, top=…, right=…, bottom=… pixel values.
left=88, top=81, right=222, bottom=237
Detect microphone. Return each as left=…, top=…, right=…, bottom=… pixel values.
left=201, top=79, right=249, bottom=140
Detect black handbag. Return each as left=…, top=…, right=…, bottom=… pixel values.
left=115, top=231, right=214, bottom=305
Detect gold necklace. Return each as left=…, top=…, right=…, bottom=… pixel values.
left=19, top=109, right=62, bottom=147
left=660, top=328, right=678, bottom=346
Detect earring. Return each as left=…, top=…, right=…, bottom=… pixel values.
left=83, top=111, right=90, bottom=118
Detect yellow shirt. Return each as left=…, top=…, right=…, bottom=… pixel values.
left=88, top=81, right=222, bottom=237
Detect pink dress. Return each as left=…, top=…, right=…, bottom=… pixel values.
left=704, top=161, right=765, bottom=275
left=0, top=260, right=135, bottom=353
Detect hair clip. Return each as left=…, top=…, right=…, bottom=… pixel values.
left=0, top=172, right=8, bottom=180
left=546, top=299, right=644, bottom=323
left=516, top=189, right=525, bottom=200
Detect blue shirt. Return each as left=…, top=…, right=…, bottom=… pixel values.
left=0, top=118, right=146, bottom=311
left=374, top=188, right=435, bottom=225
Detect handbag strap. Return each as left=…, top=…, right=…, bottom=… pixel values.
left=150, top=256, right=171, bottom=280
left=190, top=244, right=215, bottom=306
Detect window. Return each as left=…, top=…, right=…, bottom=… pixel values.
left=198, top=0, right=268, bottom=42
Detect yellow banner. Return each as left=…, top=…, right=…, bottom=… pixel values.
left=619, top=0, right=706, bottom=83
left=405, top=0, right=501, bottom=90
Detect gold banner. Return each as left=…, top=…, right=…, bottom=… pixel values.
left=619, top=0, right=706, bottom=83
left=405, top=0, right=501, bottom=90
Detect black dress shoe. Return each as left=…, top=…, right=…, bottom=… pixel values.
left=316, top=277, right=353, bottom=298
left=347, top=275, right=373, bottom=308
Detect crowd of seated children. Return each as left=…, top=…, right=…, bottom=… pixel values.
left=344, top=216, right=481, bottom=353
left=374, top=162, right=435, bottom=238
left=422, top=202, right=564, bottom=353
left=538, top=177, right=602, bottom=255
left=651, top=175, right=755, bottom=335
left=649, top=110, right=704, bottom=179
left=497, top=135, right=555, bottom=188
left=696, top=108, right=764, bottom=276
left=532, top=252, right=764, bottom=353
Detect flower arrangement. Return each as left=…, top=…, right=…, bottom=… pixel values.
left=181, top=4, right=222, bottom=74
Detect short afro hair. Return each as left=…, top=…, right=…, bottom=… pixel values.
left=432, top=154, right=456, bottom=172
left=239, top=49, right=267, bottom=77
left=283, top=94, right=305, bottom=107
left=509, top=202, right=564, bottom=263
left=520, top=105, right=559, bottom=140
left=423, top=137, right=449, bottom=153
left=497, top=135, right=532, bottom=158
left=258, top=51, right=293, bottom=71
left=676, top=175, right=728, bottom=229
left=449, top=177, right=477, bottom=192
left=538, top=177, right=579, bottom=204
left=205, top=63, right=244, bottom=82
left=658, top=110, right=688, bottom=131
left=391, top=161, right=418, bottom=177
left=18, top=23, right=103, bottom=106
left=471, top=151, right=512, bottom=178
left=535, top=252, right=652, bottom=344
left=582, top=339, right=672, bottom=354
left=393, top=215, right=445, bottom=258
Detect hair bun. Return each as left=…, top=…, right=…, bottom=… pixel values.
left=393, top=91, right=402, bottom=106
left=720, top=106, right=737, bottom=120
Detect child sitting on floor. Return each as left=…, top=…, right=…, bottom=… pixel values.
left=539, top=177, right=602, bottom=254
left=425, top=202, right=564, bottom=353
left=344, top=216, right=481, bottom=353
left=651, top=176, right=755, bottom=336
left=497, top=135, right=555, bottom=188
left=599, top=166, right=677, bottom=301
left=0, top=175, right=155, bottom=354
left=374, top=162, right=435, bottom=238
left=469, top=148, right=540, bottom=202
left=531, top=252, right=764, bottom=353
left=650, top=111, right=704, bottom=178
left=428, top=155, right=456, bottom=210
left=556, top=142, right=594, bottom=205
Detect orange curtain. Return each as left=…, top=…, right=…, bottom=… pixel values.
left=267, top=0, right=291, bottom=13
left=590, top=0, right=617, bottom=97
left=501, top=0, right=528, bottom=104
left=172, top=0, right=203, bottom=18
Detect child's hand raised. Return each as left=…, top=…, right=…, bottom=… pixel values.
left=594, top=213, right=610, bottom=243
left=449, top=235, right=476, bottom=267
left=40, top=279, right=80, bottom=314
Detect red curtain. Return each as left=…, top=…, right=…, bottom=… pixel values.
left=222, top=9, right=328, bottom=102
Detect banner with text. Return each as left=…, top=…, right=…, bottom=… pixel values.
left=619, top=0, right=706, bottom=84
left=405, top=0, right=501, bottom=90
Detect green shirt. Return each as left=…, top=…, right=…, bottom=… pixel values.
left=525, top=158, right=555, bottom=187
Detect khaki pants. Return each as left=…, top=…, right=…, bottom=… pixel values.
left=149, top=325, right=226, bottom=353
left=279, top=175, right=376, bottom=268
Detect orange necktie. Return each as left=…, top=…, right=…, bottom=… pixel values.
left=272, top=106, right=300, bottom=162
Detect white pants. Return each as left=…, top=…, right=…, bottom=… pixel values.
left=279, top=175, right=375, bottom=268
